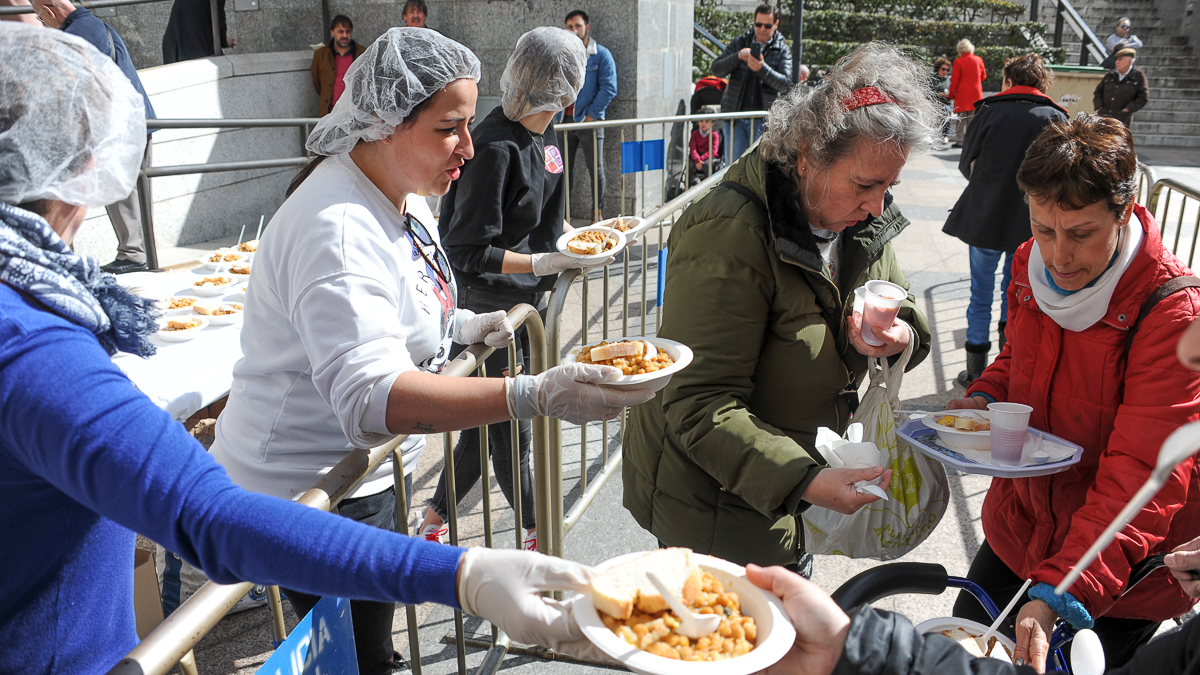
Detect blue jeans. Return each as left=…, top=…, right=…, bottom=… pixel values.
left=967, top=246, right=1014, bottom=346
left=727, top=117, right=765, bottom=163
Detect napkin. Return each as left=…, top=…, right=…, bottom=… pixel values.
left=814, top=424, right=890, bottom=500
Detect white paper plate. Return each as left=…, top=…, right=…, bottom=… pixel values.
left=914, top=617, right=1016, bottom=662
left=198, top=251, right=248, bottom=271
left=156, top=316, right=209, bottom=342
left=921, top=409, right=991, bottom=451
left=574, top=552, right=795, bottom=675
left=193, top=302, right=243, bottom=326
left=190, top=276, right=236, bottom=297
left=565, top=337, right=693, bottom=392
left=898, top=418, right=1084, bottom=478
left=595, top=215, right=644, bottom=238
left=557, top=225, right=628, bottom=264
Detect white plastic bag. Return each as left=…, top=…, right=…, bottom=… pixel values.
left=801, top=337, right=949, bottom=560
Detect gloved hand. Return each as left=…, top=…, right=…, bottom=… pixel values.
left=505, top=362, right=655, bottom=424
left=456, top=548, right=614, bottom=661
left=531, top=252, right=616, bottom=276
left=456, top=310, right=515, bottom=348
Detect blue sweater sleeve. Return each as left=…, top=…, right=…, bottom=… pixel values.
left=0, top=311, right=462, bottom=609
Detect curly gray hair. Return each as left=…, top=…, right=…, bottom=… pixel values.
left=761, top=43, right=945, bottom=181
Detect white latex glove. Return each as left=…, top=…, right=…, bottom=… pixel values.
left=531, top=252, right=616, bottom=276
left=505, top=362, right=655, bottom=424
left=456, top=310, right=515, bottom=348
left=456, top=548, right=614, bottom=661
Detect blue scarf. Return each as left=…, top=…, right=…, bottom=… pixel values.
left=0, top=202, right=158, bottom=357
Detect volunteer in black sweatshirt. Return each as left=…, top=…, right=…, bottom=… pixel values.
left=422, top=27, right=607, bottom=550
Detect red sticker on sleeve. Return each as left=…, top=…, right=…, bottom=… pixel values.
left=544, top=145, right=564, bottom=174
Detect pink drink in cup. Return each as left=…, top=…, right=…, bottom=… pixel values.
left=987, top=402, right=1033, bottom=465
left=859, top=280, right=906, bottom=346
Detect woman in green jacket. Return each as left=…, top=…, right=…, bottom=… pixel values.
left=624, top=43, right=941, bottom=569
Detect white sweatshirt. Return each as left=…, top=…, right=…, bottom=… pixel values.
left=211, top=153, right=466, bottom=500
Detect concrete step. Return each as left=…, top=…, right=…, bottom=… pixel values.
left=1145, top=76, right=1200, bottom=89
left=1133, top=133, right=1200, bottom=147
left=1136, top=109, right=1200, bottom=123
left=1130, top=121, right=1200, bottom=136
left=1142, top=99, right=1200, bottom=112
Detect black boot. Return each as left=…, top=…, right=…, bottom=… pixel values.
left=956, top=341, right=990, bottom=389
left=997, top=321, right=1007, bottom=352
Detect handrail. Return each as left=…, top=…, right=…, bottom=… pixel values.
left=1150, top=178, right=1200, bottom=213
left=108, top=305, right=546, bottom=675
left=0, top=0, right=167, bottom=14
left=693, top=23, right=728, bottom=53
left=148, top=118, right=319, bottom=129
left=557, top=110, right=765, bottom=131
left=1052, top=0, right=1108, bottom=66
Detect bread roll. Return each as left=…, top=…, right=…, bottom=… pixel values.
left=591, top=548, right=703, bottom=621
left=589, top=340, right=645, bottom=362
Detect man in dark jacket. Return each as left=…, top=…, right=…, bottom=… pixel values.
left=943, top=53, right=1067, bottom=386
left=1093, top=48, right=1149, bottom=128
left=311, top=15, right=365, bottom=117
left=33, top=0, right=157, bottom=273
left=710, top=3, right=792, bottom=162
left=162, top=0, right=233, bottom=64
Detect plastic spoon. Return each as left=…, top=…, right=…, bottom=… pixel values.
left=1056, top=420, right=1200, bottom=595
left=254, top=215, right=264, bottom=243
left=645, top=571, right=720, bottom=639
left=977, top=578, right=1030, bottom=656
left=1070, top=629, right=1106, bottom=675
left=235, top=222, right=246, bottom=249
left=590, top=215, right=621, bottom=255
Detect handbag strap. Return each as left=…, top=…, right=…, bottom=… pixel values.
left=718, top=181, right=767, bottom=215
left=1122, top=275, right=1200, bottom=361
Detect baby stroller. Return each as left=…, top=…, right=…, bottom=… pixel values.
left=830, top=555, right=1177, bottom=673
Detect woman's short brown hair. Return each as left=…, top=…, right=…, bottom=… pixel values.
left=1004, top=53, right=1053, bottom=92
left=933, top=57, right=951, bottom=70
left=1017, top=114, right=1137, bottom=219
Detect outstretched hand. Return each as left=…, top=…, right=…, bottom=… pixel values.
left=745, top=564, right=849, bottom=675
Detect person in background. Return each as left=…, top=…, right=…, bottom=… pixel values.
left=420, top=28, right=603, bottom=554
left=930, top=56, right=952, bottom=143
left=209, top=28, right=649, bottom=674
left=797, top=64, right=810, bottom=85
left=403, top=0, right=427, bottom=28
left=0, top=0, right=38, bottom=24
left=943, top=54, right=1067, bottom=387
left=1094, top=47, right=1149, bottom=128
left=688, top=105, right=721, bottom=185
left=1105, top=16, right=1143, bottom=53
left=710, top=3, right=792, bottom=162
left=312, top=14, right=365, bottom=117
left=562, top=9, right=617, bottom=220
left=162, top=0, right=234, bottom=64
left=32, top=0, right=155, bottom=275
left=0, top=24, right=615, bottom=675
left=948, top=38, right=986, bottom=147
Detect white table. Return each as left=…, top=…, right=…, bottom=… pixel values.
left=113, top=268, right=245, bottom=421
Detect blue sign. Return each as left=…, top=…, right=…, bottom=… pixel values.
left=256, top=596, right=358, bottom=675
left=621, top=139, right=667, bottom=174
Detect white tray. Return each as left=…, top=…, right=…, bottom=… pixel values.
left=897, top=417, right=1084, bottom=478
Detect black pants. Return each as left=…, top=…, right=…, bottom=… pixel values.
left=427, top=287, right=544, bottom=529
left=284, top=477, right=412, bottom=675
left=564, top=128, right=605, bottom=214
left=953, top=540, right=1161, bottom=669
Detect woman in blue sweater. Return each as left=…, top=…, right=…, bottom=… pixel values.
left=0, top=25, right=610, bottom=675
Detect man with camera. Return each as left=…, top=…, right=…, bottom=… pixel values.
left=711, top=3, right=792, bottom=162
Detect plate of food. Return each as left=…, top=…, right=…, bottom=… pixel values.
left=156, top=316, right=208, bottom=342
left=566, top=337, right=693, bottom=392
left=193, top=301, right=243, bottom=326
left=227, top=262, right=252, bottom=279
left=557, top=225, right=628, bottom=264
left=235, top=239, right=259, bottom=255
left=897, top=418, right=1084, bottom=478
left=574, top=548, right=795, bottom=675
left=914, top=617, right=1015, bottom=662
left=192, top=275, right=235, bottom=297
left=594, top=215, right=643, bottom=237
left=199, top=250, right=246, bottom=271
left=921, top=410, right=991, bottom=451
left=161, top=296, right=201, bottom=315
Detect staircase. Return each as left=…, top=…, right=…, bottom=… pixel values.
left=1026, top=0, right=1200, bottom=147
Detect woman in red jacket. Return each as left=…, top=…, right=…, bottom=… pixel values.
left=948, top=114, right=1200, bottom=670
left=947, top=38, right=986, bottom=147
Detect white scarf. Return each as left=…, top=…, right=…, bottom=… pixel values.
left=1027, top=214, right=1144, bottom=332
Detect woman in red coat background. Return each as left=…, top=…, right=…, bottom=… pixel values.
left=947, top=38, right=986, bottom=147
left=949, top=115, right=1200, bottom=671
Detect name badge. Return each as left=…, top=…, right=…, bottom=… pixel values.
left=544, top=145, right=564, bottom=174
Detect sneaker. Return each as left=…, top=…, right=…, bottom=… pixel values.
left=523, top=531, right=537, bottom=551
left=420, top=523, right=447, bottom=543
left=101, top=258, right=149, bottom=274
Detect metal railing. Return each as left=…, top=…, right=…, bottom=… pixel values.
left=1149, top=177, right=1200, bottom=268
left=110, top=305, right=547, bottom=675
left=1050, top=0, right=1108, bottom=66
left=693, top=22, right=727, bottom=60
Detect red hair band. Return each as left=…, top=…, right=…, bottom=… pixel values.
left=842, top=86, right=897, bottom=111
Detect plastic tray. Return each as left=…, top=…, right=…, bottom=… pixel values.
left=897, top=417, right=1084, bottom=478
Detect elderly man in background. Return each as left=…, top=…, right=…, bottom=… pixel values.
left=311, top=14, right=365, bottom=117
left=562, top=9, right=617, bottom=219
left=1105, top=16, right=1143, bottom=53
left=1094, top=47, right=1149, bottom=128
left=403, top=0, right=427, bottom=27
left=32, top=0, right=156, bottom=274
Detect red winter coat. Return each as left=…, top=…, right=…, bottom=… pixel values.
left=948, top=53, right=986, bottom=113
left=969, top=204, right=1200, bottom=622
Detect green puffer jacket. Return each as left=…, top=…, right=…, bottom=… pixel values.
left=623, top=149, right=931, bottom=566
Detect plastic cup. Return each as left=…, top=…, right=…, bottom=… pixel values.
left=987, top=402, right=1033, bottom=465
left=859, top=280, right=905, bottom=346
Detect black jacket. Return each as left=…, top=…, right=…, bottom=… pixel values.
left=1093, top=68, right=1150, bottom=127
left=835, top=605, right=1200, bottom=674
left=942, top=88, right=1067, bottom=253
left=439, top=107, right=565, bottom=296
left=162, top=0, right=228, bottom=64
left=711, top=29, right=792, bottom=113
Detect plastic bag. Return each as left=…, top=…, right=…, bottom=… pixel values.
left=801, top=337, right=949, bottom=560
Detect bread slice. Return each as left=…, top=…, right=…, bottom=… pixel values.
left=591, top=548, right=703, bottom=620
left=942, top=628, right=985, bottom=657
left=589, top=340, right=645, bottom=362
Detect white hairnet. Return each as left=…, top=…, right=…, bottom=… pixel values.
left=307, top=28, right=481, bottom=156
left=0, top=24, right=145, bottom=208
left=500, top=27, right=587, bottom=121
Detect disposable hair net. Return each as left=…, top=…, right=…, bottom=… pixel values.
left=307, top=28, right=481, bottom=156
left=0, top=24, right=145, bottom=208
left=500, top=27, right=587, bottom=121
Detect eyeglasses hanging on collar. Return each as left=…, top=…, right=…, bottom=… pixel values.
left=405, top=213, right=452, bottom=286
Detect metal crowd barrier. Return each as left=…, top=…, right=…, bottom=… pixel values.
left=109, top=305, right=547, bottom=675
left=1149, top=177, right=1200, bottom=267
